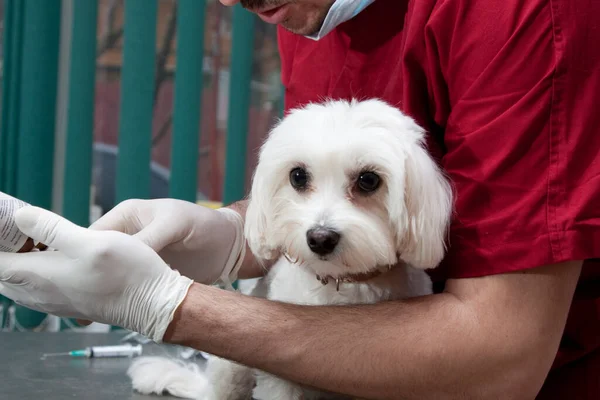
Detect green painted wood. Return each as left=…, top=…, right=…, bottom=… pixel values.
left=169, top=0, right=206, bottom=202
left=58, top=0, right=100, bottom=332
left=222, top=5, right=255, bottom=205
left=0, top=294, right=10, bottom=329
left=62, top=0, right=98, bottom=227
left=279, top=82, right=285, bottom=119
left=0, top=0, right=24, bottom=195
left=13, top=0, right=62, bottom=330
left=116, top=0, right=157, bottom=202
left=0, top=0, right=24, bottom=319
left=16, top=0, right=61, bottom=209
left=0, top=0, right=11, bottom=190
left=14, top=304, right=47, bottom=330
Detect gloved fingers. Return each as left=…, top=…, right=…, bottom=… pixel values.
left=90, top=200, right=177, bottom=252
left=132, top=218, right=180, bottom=253
left=0, top=250, right=67, bottom=283
left=89, top=199, right=148, bottom=234
left=14, top=206, right=89, bottom=257
left=0, top=281, right=75, bottom=319
left=0, top=280, right=40, bottom=313
left=0, top=253, right=25, bottom=283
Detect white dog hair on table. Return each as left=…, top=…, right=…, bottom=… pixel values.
left=127, top=98, right=453, bottom=400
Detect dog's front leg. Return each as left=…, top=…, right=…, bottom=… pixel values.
left=204, top=356, right=255, bottom=400
left=253, top=372, right=303, bottom=400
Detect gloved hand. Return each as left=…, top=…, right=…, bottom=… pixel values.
left=0, top=206, right=193, bottom=342
left=90, top=199, right=246, bottom=287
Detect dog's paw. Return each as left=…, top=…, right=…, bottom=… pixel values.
left=127, top=356, right=209, bottom=399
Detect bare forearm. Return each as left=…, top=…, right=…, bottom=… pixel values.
left=164, top=283, right=540, bottom=399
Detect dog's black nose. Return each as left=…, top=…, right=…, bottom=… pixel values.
left=306, top=228, right=340, bottom=256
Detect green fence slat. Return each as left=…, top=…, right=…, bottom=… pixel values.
left=62, top=0, right=98, bottom=227
left=58, top=0, right=99, bottom=332
left=0, top=294, right=10, bottom=328
left=16, top=0, right=61, bottom=208
left=0, top=0, right=24, bottom=195
left=169, top=0, right=206, bottom=202
left=14, top=304, right=47, bottom=330
left=0, top=0, right=12, bottom=190
left=13, top=0, right=62, bottom=330
left=222, top=5, right=255, bottom=205
left=279, top=82, right=285, bottom=119
left=0, top=0, right=24, bottom=320
left=116, top=0, right=158, bottom=202
left=5, top=0, right=24, bottom=196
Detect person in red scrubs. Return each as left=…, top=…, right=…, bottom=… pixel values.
left=0, top=1, right=596, bottom=399
left=219, top=0, right=600, bottom=398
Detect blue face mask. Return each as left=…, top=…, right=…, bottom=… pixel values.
left=305, top=0, right=376, bottom=40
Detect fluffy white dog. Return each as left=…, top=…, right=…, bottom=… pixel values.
left=127, top=99, right=453, bottom=400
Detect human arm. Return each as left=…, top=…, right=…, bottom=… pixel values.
left=76, top=198, right=271, bottom=327
left=0, top=206, right=193, bottom=342
left=0, top=205, right=582, bottom=399
left=163, top=261, right=581, bottom=399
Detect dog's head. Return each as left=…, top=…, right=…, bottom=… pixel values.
left=245, top=99, right=453, bottom=278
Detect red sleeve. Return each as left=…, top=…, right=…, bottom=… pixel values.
left=426, top=0, right=600, bottom=278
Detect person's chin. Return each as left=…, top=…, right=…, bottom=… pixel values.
left=280, top=16, right=324, bottom=36
left=272, top=3, right=327, bottom=36
left=279, top=23, right=319, bottom=36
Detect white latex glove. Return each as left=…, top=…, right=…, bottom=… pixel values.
left=0, top=206, right=193, bottom=342
left=90, top=199, right=245, bottom=288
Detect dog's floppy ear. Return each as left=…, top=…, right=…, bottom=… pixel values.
left=244, top=148, right=281, bottom=262
left=388, top=124, right=453, bottom=270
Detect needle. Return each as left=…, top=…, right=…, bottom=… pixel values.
left=41, top=352, right=71, bottom=359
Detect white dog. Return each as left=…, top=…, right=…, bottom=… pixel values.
left=127, top=99, right=453, bottom=400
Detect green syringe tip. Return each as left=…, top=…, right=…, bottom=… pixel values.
left=68, top=350, right=89, bottom=357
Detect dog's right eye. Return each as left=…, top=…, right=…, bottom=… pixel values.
left=290, top=167, right=309, bottom=191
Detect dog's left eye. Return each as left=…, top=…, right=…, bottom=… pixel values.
left=290, top=167, right=309, bottom=190
left=357, top=172, right=381, bottom=193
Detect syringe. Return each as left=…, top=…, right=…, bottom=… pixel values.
left=41, top=344, right=143, bottom=359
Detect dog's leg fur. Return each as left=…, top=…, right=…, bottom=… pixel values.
left=128, top=277, right=269, bottom=399
left=204, top=356, right=255, bottom=400
left=253, top=372, right=303, bottom=400
left=127, top=356, right=209, bottom=399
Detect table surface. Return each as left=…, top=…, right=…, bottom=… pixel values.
left=0, top=332, right=204, bottom=400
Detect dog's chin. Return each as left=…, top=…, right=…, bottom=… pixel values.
left=291, top=251, right=397, bottom=280
left=300, top=257, right=347, bottom=279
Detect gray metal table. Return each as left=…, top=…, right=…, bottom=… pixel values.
left=0, top=332, right=203, bottom=399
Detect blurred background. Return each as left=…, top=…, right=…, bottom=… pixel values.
left=0, top=0, right=283, bottom=333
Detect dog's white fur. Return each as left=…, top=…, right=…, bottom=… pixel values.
left=127, top=99, right=453, bottom=400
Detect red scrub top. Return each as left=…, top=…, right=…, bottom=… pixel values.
left=277, top=0, right=600, bottom=397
